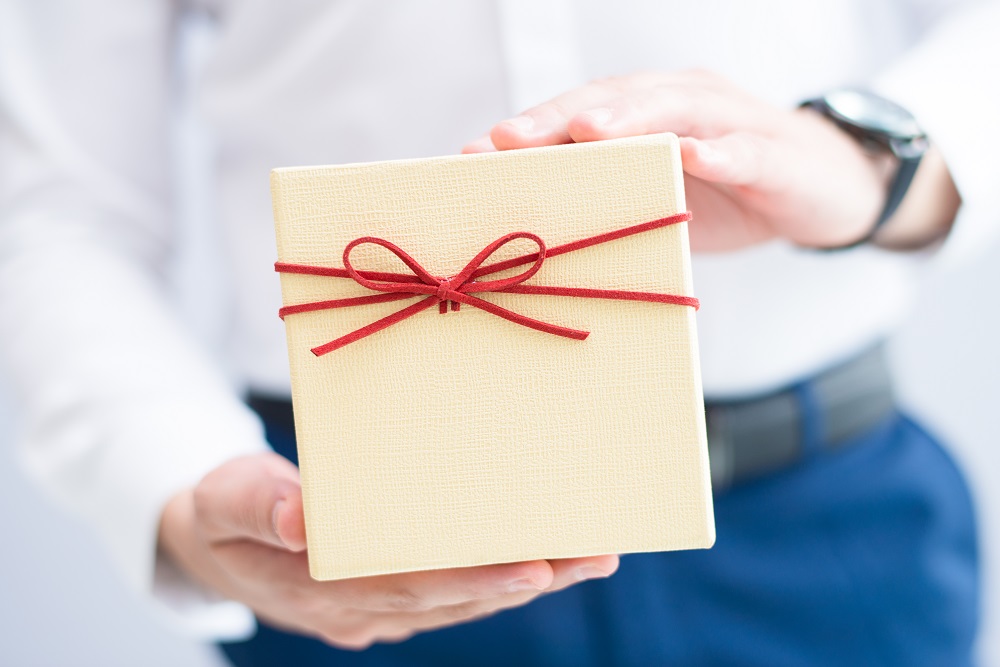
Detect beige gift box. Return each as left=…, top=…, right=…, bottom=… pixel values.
left=271, top=133, right=714, bottom=581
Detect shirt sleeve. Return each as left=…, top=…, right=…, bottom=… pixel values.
left=872, top=0, right=1000, bottom=266
left=0, top=2, right=266, bottom=639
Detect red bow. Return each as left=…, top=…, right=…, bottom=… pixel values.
left=276, top=212, right=699, bottom=356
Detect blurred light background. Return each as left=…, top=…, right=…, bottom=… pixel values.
left=2, top=14, right=998, bottom=667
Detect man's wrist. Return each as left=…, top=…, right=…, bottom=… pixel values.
left=796, top=108, right=959, bottom=251
left=157, top=487, right=223, bottom=596
left=798, top=89, right=959, bottom=251
left=870, top=144, right=961, bottom=250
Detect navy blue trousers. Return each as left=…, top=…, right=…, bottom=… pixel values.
left=222, top=396, right=980, bottom=666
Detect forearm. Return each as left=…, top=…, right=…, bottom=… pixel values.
left=0, top=228, right=269, bottom=636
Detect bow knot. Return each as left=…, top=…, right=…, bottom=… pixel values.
left=341, top=232, right=549, bottom=315
left=274, top=212, right=700, bottom=356
left=434, top=279, right=453, bottom=302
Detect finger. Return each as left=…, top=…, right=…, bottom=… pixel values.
left=362, top=588, right=543, bottom=645
left=320, top=625, right=416, bottom=651
left=273, top=492, right=307, bottom=552
left=490, top=79, right=630, bottom=150
left=357, top=556, right=620, bottom=646
left=567, top=83, right=770, bottom=145
left=461, top=134, right=498, bottom=154
left=489, top=71, right=745, bottom=151
left=546, top=554, right=620, bottom=593
left=679, top=134, right=770, bottom=187
left=353, top=554, right=619, bottom=630
left=193, top=453, right=305, bottom=550
left=325, top=560, right=555, bottom=612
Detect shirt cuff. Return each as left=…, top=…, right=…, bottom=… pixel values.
left=21, top=394, right=269, bottom=641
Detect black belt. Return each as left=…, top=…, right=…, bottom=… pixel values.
left=249, top=345, right=895, bottom=495
left=705, top=344, right=895, bottom=492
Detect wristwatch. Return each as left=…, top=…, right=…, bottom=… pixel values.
left=802, top=89, right=929, bottom=249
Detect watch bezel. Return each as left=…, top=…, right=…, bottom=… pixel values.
left=820, top=89, right=926, bottom=143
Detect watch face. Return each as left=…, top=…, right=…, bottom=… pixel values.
left=824, top=89, right=924, bottom=140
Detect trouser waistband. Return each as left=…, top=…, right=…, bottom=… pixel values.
left=705, top=344, right=894, bottom=492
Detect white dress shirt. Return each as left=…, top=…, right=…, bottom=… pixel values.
left=1, top=0, right=998, bottom=641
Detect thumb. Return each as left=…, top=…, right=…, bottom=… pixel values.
left=193, top=452, right=307, bottom=551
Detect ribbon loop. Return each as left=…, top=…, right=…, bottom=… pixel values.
left=343, top=237, right=439, bottom=295
left=453, top=232, right=547, bottom=294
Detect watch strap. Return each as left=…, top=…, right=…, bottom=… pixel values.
left=832, top=152, right=923, bottom=250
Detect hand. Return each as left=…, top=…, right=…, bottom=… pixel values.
left=464, top=70, right=959, bottom=251
left=158, top=453, right=619, bottom=650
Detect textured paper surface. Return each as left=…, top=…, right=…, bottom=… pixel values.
left=272, top=134, right=715, bottom=581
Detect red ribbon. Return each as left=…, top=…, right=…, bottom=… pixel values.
left=275, top=211, right=698, bottom=356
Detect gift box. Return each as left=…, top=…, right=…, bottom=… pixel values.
left=271, top=133, right=714, bottom=581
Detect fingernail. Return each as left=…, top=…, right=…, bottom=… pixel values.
left=692, top=139, right=721, bottom=162
left=272, top=500, right=289, bottom=547
left=574, top=566, right=612, bottom=582
left=508, top=577, right=544, bottom=593
left=462, top=135, right=496, bottom=153
left=503, top=116, right=535, bottom=133
left=581, top=108, right=613, bottom=127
